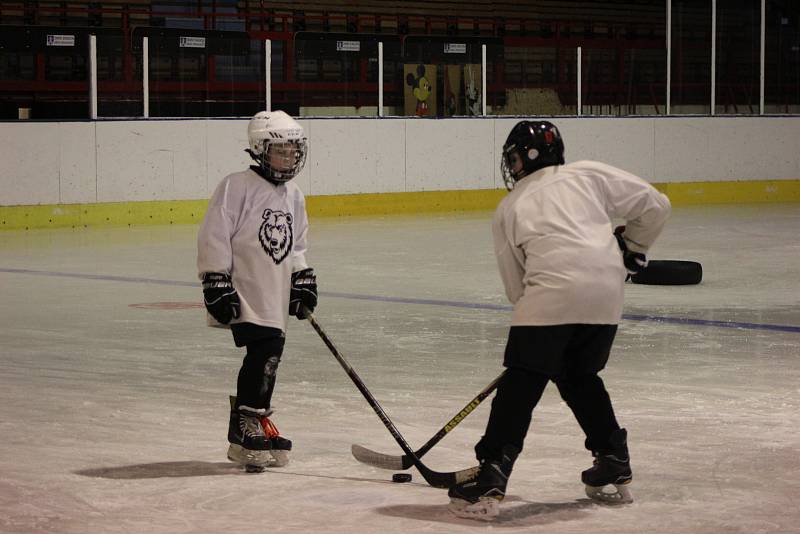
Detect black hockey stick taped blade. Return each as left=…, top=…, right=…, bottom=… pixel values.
left=350, top=372, right=505, bottom=471
left=305, top=309, right=478, bottom=489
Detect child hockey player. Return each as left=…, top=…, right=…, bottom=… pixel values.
left=197, top=110, right=318, bottom=470
left=448, top=120, right=671, bottom=519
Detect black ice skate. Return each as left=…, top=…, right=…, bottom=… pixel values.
left=258, top=414, right=292, bottom=467
left=226, top=396, right=292, bottom=470
left=227, top=405, right=274, bottom=470
left=582, top=428, right=633, bottom=504
left=447, top=445, right=519, bottom=521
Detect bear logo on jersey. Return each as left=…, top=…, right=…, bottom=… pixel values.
left=259, top=209, right=293, bottom=264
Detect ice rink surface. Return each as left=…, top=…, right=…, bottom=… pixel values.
left=1, top=204, right=799, bottom=533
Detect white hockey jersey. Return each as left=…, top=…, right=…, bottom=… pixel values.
left=493, top=160, right=671, bottom=326
left=197, top=168, right=309, bottom=332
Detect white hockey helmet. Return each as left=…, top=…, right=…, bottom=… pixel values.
left=247, top=110, right=308, bottom=182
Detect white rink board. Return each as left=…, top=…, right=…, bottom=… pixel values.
left=0, top=122, right=96, bottom=205
left=1, top=116, right=800, bottom=206
left=95, top=121, right=207, bottom=202
left=654, top=117, right=800, bottom=182
left=204, top=120, right=253, bottom=194
left=58, top=122, right=98, bottom=204
left=556, top=118, right=656, bottom=180
left=306, top=119, right=405, bottom=195
left=405, top=118, right=496, bottom=191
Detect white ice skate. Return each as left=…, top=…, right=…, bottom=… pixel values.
left=584, top=480, right=633, bottom=504
left=447, top=446, right=518, bottom=521
left=448, top=496, right=501, bottom=521
left=227, top=443, right=274, bottom=470
left=582, top=428, right=633, bottom=504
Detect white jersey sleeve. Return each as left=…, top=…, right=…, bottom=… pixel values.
left=290, top=194, right=309, bottom=273
left=197, top=178, right=241, bottom=276
left=587, top=161, right=672, bottom=253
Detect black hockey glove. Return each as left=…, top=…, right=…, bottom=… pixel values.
left=614, top=225, right=648, bottom=274
left=289, top=268, right=318, bottom=319
left=202, top=272, right=241, bottom=324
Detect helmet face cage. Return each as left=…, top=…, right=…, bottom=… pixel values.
left=500, top=144, right=519, bottom=191
left=500, top=121, right=565, bottom=190
left=255, top=138, right=308, bottom=182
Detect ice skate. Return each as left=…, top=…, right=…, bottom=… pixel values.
left=259, top=414, right=292, bottom=467
left=448, top=445, right=518, bottom=521
left=226, top=395, right=292, bottom=469
left=226, top=405, right=274, bottom=470
left=582, top=428, right=633, bottom=504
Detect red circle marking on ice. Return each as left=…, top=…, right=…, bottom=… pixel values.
left=128, top=302, right=204, bottom=310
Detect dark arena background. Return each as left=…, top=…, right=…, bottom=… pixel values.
left=1, top=0, right=798, bottom=119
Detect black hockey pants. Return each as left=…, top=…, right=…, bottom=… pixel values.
left=231, top=323, right=285, bottom=411
left=476, top=324, right=622, bottom=462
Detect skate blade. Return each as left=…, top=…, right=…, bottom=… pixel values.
left=585, top=481, right=633, bottom=504
left=448, top=497, right=500, bottom=521
left=269, top=449, right=290, bottom=467
left=227, top=444, right=290, bottom=469
left=227, top=444, right=272, bottom=468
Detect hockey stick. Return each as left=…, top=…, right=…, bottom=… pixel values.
left=351, top=371, right=505, bottom=470
left=304, top=309, right=478, bottom=489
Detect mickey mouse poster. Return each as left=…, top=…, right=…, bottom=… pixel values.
left=404, top=63, right=437, bottom=117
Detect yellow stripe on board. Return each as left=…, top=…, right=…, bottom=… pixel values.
left=1, top=180, right=799, bottom=230
left=0, top=200, right=210, bottom=231
left=305, top=189, right=507, bottom=217
left=655, top=180, right=800, bottom=205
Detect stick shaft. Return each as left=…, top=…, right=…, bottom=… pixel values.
left=305, top=311, right=475, bottom=488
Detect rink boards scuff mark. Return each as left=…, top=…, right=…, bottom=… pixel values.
left=2, top=266, right=800, bottom=335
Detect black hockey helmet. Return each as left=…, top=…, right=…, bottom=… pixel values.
left=501, top=120, right=565, bottom=190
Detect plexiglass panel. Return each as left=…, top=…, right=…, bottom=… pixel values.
left=292, top=32, right=399, bottom=117
left=715, top=0, right=760, bottom=115
left=765, top=0, right=800, bottom=113
left=671, top=1, right=712, bottom=114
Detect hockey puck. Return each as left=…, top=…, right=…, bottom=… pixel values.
left=392, top=473, right=412, bottom=483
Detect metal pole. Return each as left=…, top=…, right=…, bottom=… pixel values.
left=89, top=34, right=97, bottom=119
left=378, top=41, right=384, bottom=117
left=760, top=0, right=765, bottom=114
left=577, top=46, right=582, bottom=116
left=711, top=0, right=716, bottom=115
left=143, top=36, right=149, bottom=118
left=666, top=0, right=672, bottom=115
left=481, top=44, right=487, bottom=115
left=265, top=39, right=271, bottom=111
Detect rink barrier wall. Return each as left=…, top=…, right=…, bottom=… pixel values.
left=2, top=180, right=800, bottom=230
left=1, top=116, right=800, bottom=229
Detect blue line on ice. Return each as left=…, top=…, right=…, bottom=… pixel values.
left=2, top=267, right=799, bottom=334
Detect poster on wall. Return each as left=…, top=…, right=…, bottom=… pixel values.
left=463, top=64, right=482, bottom=116
left=404, top=63, right=437, bottom=117
left=443, top=65, right=462, bottom=116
